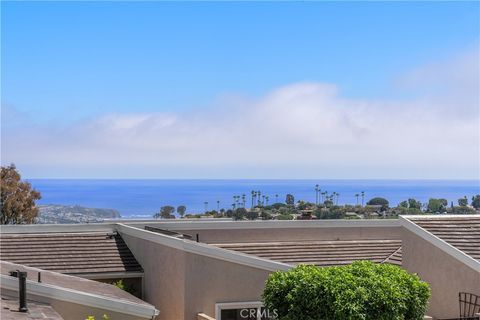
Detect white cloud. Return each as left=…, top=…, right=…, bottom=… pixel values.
left=2, top=48, right=479, bottom=179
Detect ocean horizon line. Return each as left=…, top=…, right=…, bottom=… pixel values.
left=27, top=178, right=480, bottom=181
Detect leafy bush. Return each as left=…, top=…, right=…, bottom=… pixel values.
left=112, top=279, right=125, bottom=290
left=315, top=206, right=346, bottom=219
left=277, top=214, right=294, bottom=220
left=472, top=195, right=480, bottom=209
left=232, top=208, right=247, bottom=220
left=367, top=197, right=389, bottom=211
left=85, top=315, right=109, bottom=320
left=395, top=206, right=423, bottom=215
left=260, top=210, right=273, bottom=220
left=245, top=210, right=259, bottom=220
left=270, top=202, right=287, bottom=209
left=451, top=206, right=477, bottom=215
left=263, top=261, right=430, bottom=320
left=111, top=279, right=135, bottom=295
left=427, top=198, right=447, bottom=213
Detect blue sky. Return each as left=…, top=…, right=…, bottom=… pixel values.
left=1, top=2, right=479, bottom=179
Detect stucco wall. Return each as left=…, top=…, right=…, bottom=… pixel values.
left=178, top=226, right=401, bottom=243
left=402, top=229, right=480, bottom=319
left=121, top=233, right=186, bottom=320
left=121, top=231, right=274, bottom=320
left=184, top=252, right=272, bottom=319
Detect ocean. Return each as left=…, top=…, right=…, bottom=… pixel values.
left=27, top=179, right=480, bottom=218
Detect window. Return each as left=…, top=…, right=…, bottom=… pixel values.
left=215, top=302, right=277, bottom=320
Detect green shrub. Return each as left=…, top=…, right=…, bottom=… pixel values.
left=263, top=261, right=430, bottom=320
left=111, top=279, right=135, bottom=295
left=276, top=214, right=294, bottom=220
left=260, top=210, right=273, bottom=220
left=232, top=208, right=247, bottom=220
left=245, top=210, right=259, bottom=220
left=366, top=197, right=390, bottom=211
left=315, top=206, right=346, bottom=219
left=451, top=205, right=477, bottom=214
left=85, top=315, right=109, bottom=320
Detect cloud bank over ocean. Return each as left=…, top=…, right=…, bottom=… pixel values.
left=2, top=48, right=479, bottom=179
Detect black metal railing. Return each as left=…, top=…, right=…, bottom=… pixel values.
left=145, top=226, right=193, bottom=240
left=439, top=292, right=480, bottom=320
left=460, top=292, right=480, bottom=318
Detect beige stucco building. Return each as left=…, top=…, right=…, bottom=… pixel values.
left=1, top=215, right=479, bottom=320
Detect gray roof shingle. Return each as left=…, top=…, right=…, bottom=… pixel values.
left=1, top=295, right=64, bottom=320
left=1, top=261, right=150, bottom=306
left=212, top=239, right=402, bottom=267
left=410, top=216, right=480, bottom=262
left=0, top=232, right=142, bottom=275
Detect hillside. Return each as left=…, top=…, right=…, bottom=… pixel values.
left=37, top=204, right=121, bottom=224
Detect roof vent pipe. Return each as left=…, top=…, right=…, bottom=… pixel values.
left=9, top=270, right=28, bottom=312
left=19, top=270, right=28, bottom=312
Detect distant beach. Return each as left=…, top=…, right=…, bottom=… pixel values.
left=27, top=179, right=480, bottom=218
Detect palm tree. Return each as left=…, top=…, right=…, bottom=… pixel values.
left=242, top=194, right=246, bottom=207
left=262, top=195, right=266, bottom=206
left=315, top=184, right=320, bottom=205
left=361, top=191, right=365, bottom=207
left=275, top=194, right=279, bottom=203
left=257, top=191, right=261, bottom=206
left=265, top=195, right=269, bottom=206
left=217, top=200, right=220, bottom=211
left=204, top=201, right=208, bottom=213
left=336, top=193, right=340, bottom=205
left=251, top=191, right=256, bottom=208
left=355, top=193, right=359, bottom=206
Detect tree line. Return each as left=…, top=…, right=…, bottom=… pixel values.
left=154, top=192, right=480, bottom=221
left=2, top=164, right=479, bottom=224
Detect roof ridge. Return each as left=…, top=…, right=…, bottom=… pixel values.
left=382, top=246, right=402, bottom=264
left=0, top=231, right=115, bottom=237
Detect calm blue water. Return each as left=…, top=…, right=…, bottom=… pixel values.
left=28, top=179, right=480, bottom=218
